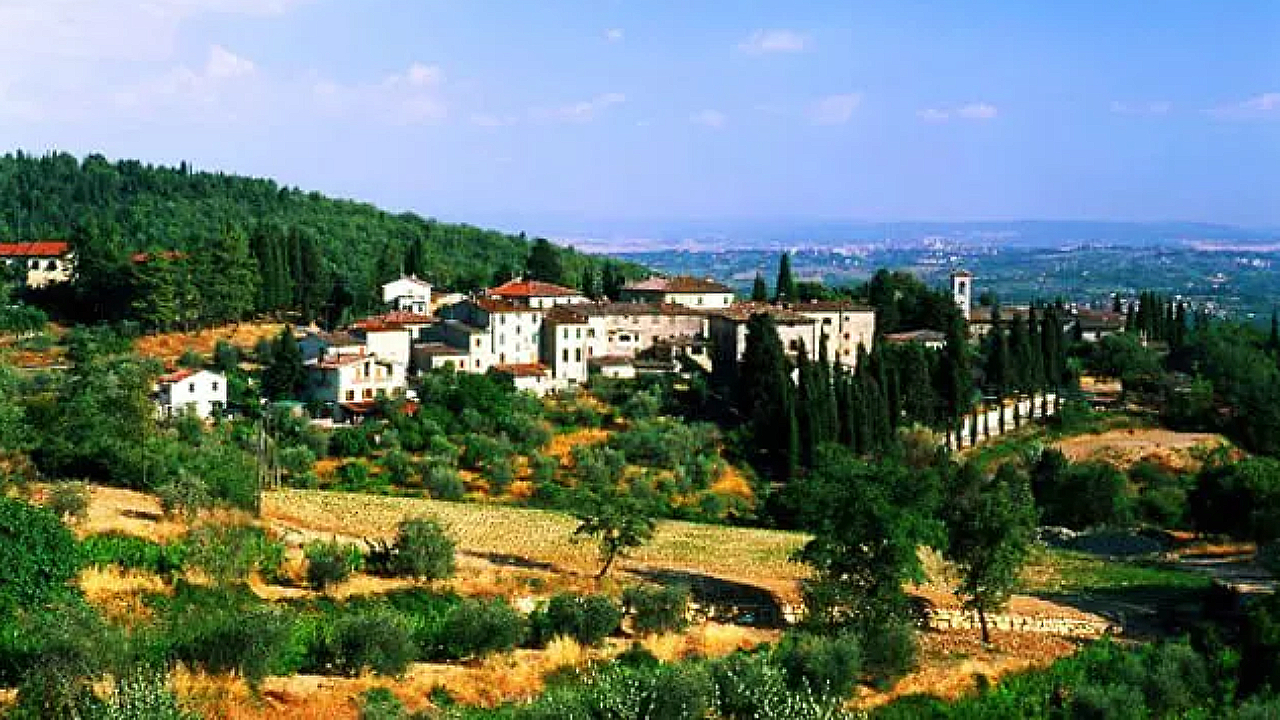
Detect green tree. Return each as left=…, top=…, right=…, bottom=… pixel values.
left=751, top=272, right=769, bottom=302
left=526, top=238, right=564, bottom=285
left=198, top=227, right=260, bottom=324
left=737, top=313, right=799, bottom=481
left=570, top=447, right=655, bottom=578
left=261, top=326, right=305, bottom=401
left=943, top=463, right=1037, bottom=644
left=774, top=252, right=797, bottom=303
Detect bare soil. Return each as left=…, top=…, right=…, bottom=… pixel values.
left=1053, top=427, right=1232, bottom=472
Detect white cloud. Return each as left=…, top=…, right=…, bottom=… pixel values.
left=605, top=28, right=624, bottom=42
left=205, top=45, right=256, bottom=80
left=1110, top=100, right=1172, bottom=116
left=690, top=109, right=726, bottom=128
left=1208, top=92, right=1280, bottom=120
left=533, top=92, right=626, bottom=123
left=313, top=61, right=450, bottom=124
left=808, top=93, right=860, bottom=125
left=956, top=102, right=998, bottom=120
left=919, top=102, right=998, bottom=122
left=738, top=29, right=807, bottom=55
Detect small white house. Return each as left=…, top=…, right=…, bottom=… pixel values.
left=306, top=353, right=408, bottom=422
left=154, top=369, right=227, bottom=420
left=382, top=275, right=433, bottom=313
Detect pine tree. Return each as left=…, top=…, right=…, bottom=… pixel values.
left=1124, top=302, right=1137, bottom=335
left=738, top=313, right=799, bottom=481
left=580, top=265, right=597, bottom=299
left=130, top=255, right=179, bottom=331
left=198, top=226, right=260, bottom=325
left=262, top=326, right=305, bottom=401
left=526, top=238, right=564, bottom=284
left=601, top=265, right=621, bottom=300
left=774, top=252, right=796, bottom=304
left=751, top=272, right=768, bottom=302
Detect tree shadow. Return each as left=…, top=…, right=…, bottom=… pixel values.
left=628, top=567, right=788, bottom=628
left=1030, top=583, right=1213, bottom=638
left=467, top=551, right=561, bottom=574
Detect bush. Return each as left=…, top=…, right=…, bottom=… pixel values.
left=528, top=593, right=622, bottom=647
left=156, top=471, right=213, bottom=521
left=1190, top=457, right=1280, bottom=543
left=385, top=517, right=456, bottom=581
left=622, top=585, right=689, bottom=635
left=422, top=464, right=465, bottom=501
left=278, top=446, right=317, bottom=478
left=436, top=598, right=526, bottom=660
left=486, top=455, right=516, bottom=495
left=358, top=687, right=405, bottom=720
left=185, top=523, right=283, bottom=586
left=305, top=540, right=363, bottom=590
left=330, top=427, right=374, bottom=458
left=80, top=533, right=186, bottom=575
left=773, top=632, right=862, bottom=699
left=1033, top=451, right=1133, bottom=530
left=380, top=450, right=413, bottom=486
left=857, top=618, right=918, bottom=689
left=11, top=602, right=124, bottom=719
left=46, top=481, right=90, bottom=523
left=169, top=602, right=294, bottom=688
left=96, top=668, right=196, bottom=720
left=0, top=497, right=81, bottom=612
left=328, top=608, right=417, bottom=677
left=529, top=453, right=558, bottom=486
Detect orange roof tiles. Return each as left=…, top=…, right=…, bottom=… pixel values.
left=0, top=241, right=71, bottom=258
left=489, top=279, right=581, bottom=298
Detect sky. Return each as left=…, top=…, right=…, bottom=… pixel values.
left=0, top=0, right=1277, bottom=232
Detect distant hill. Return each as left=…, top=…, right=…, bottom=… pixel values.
left=0, top=151, right=639, bottom=305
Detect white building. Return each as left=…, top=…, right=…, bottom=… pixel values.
left=298, top=329, right=366, bottom=363
left=0, top=241, right=74, bottom=288
left=619, top=276, right=735, bottom=309
left=381, top=275, right=432, bottom=313
left=708, top=302, right=877, bottom=381
left=433, top=297, right=544, bottom=372
left=305, top=352, right=407, bottom=422
left=154, top=369, right=227, bottom=420
left=951, top=269, right=973, bottom=321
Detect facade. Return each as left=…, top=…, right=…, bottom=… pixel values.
left=951, top=270, right=973, bottom=321
left=434, top=297, right=544, bottom=372
left=1072, top=309, right=1127, bottom=342
left=411, top=342, right=471, bottom=371
left=492, top=363, right=555, bottom=394
left=790, top=300, right=877, bottom=364
left=488, top=279, right=589, bottom=309
left=299, top=329, right=365, bottom=363
left=306, top=352, right=407, bottom=421
left=154, top=369, right=227, bottom=420
left=541, top=301, right=712, bottom=385
left=350, top=321, right=413, bottom=367
left=619, top=276, right=735, bottom=309
left=382, top=276, right=432, bottom=313
left=883, top=329, right=947, bottom=350
left=0, top=241, right=74, bottom=288
left=708, top=302, right=877, bottom=380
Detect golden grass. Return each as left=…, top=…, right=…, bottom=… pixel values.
left=134, top=322, right=286, bottom=364
left=78, top=485, right=190, bottom=542
left=263, top=489, right=809, bottom=598
left=79, top=566, right=171, bottom=624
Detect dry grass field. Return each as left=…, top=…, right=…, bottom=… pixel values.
left=134, top=322, right=286, bottom=364
left=1053, top=427, right=1233, bottom=472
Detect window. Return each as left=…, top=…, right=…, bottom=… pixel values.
left=788, top=340, right=799, bottom=352
left=562, top=349, right=569, bottom=362
left=212, top=382, right=219, bottom=392
left=587, top=328, right=595, bottom=338
left=697, top=297, right=704, bottom=305
left=364, top=361, right=371, bottom=376
left=574, top=349, right=581, bottom=361
left=475, top=359, right=481, bottom=368
left=843, top=332, right=851, bottom=340
left=188, top=382, right=195, bottom=393
left=563, top=328, right=569, bottom=339
left=363, top=389, right=373, bottom=399
left=575, top=328, right=582, bottom=339
left=475, top=338, right=481, bottom=348
left=823, top=317, right=832, bottom=325
left=28, top=260, right=37, bottom=269
left=46, top=260, right=58, bottom=271
left=345, top=390, right=355, bottom=401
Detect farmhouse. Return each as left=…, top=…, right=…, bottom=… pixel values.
left=619, top=275, right=735, bottom=309
left=0, top=241, right=74, bottom=288
left=488, top=278, right=589, bottom=309
left=305, top=352, right=407, bottom=422
left=381, top=275, right=432, bottom=313
left=153, top=368, right=227, bottom=420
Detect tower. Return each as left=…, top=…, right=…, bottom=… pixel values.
left=951, top=269, right=973, bottom=321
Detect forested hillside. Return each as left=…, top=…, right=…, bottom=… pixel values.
left=0, top=151, right=640, bottom=325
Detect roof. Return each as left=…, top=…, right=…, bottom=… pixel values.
left=131, top=250, right=187, bottom=263
left=306, top=330, right=364, bottom=347
left=968, top=305, right=1033, bottom=324
left=440, top=319, right=488, bottom=334
left=1074, top=310, right=1127, bottom=331
left=489, top=279, right=581, bottom=298
left=951, top=269, right=974, bottom=277
left=472, top=297, right=539, bottom=314
left=491, top=362, right=549, bottom=378
left=544, top=305, right=590, bottom=324
left=790, top=299, right=876, bottom=313
left=157, top=368, right=198, bottom=384
left=383, top=275, right=432, bottom=290
left=883, top=329, right=947, bottom=344
left=570, top=301, right=710, bottom=318
left=413, top=342, right=469, bottom=357
left=589, top=354, right=635, bottom=367
left=623, top=275, right=734, bottom=294
left=711, top=302, right=815, bottom=324
left=0, top=241, right=71, bottom=258
left=311, top=352, right=399, bottom=370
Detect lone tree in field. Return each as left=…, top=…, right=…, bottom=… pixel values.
left=569, top=446, right=655, bottom=577
left=943, top=462, right=1037, bottom=645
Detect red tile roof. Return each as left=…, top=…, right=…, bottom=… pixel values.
left=472, top=297, right=536, bottom=314
left=624, top=275, right=733, bottom=294
left=0, top=241, right=71, bottom=258
left=131, top=250, right=188, bottom=263
left=489, top=279, right=581, bottom=298
left=157, top=368, right=199, bottom=384
left=491, top=363, right=549, bottom=378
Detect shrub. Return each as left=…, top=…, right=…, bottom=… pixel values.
left=622, top=585, right=689, bottom=635
left=185, top=522, right=283, bottom=586
left=156, top=471, right=213, bottom=521
left=380, top=450, right=413, bottom=486
left=46, top=481, right=90, bottom=523
left=486, top=455, right=516, bottom=495
left=11, top=602, right=124, bottom=719
left=529, top=593, right=622, bottom=647
left=386, top=517, right=455, bottom=581
left=423, top=464, right=465, bottom=501
left=278, top=446, right=317, bottom=478
left=857, top=618, right=918, bottom=689
left=96, top=668, right=196, bottom=720
left=335, top=461, right=375, bottom=490
left=328, top=608, right=417, bottom=677
left=436, top=598, right=526, bottom=660
left=80, top=533, right=186, bottom=575
left=168, top=603, right=294, bottom=688
left=529, top=453, right=558, bottom=486
left=358, top=687, right=405, bottom=720
left=330, top=427, right=374, bottom=458
left=1033, top=452, right=1133, bottom=529
left=305, top=539, right=363, bottom=590
left=773, top=632, right=862, bottom=699
left=0, top=497, right=81, bottom=612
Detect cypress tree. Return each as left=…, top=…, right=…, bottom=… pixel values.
left=580, top=265, right=597, bottom=299
left=1125, top=302, right=1137, bottom=335
left=816, top=337, right=838, bottom=444
left=751, top=272, right=769, bottom=302
left=738, top=313, right=799, bottom=481
left=796, top=341, right=817, bottom=468
left=941, top=311, right=972, bottom=447
left=774, top=252, right=796, bottom=303
left=1270, top=309, right=1279, bottom=354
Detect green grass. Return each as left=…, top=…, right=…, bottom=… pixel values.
left=1023, top=547, right=1211, bottom=595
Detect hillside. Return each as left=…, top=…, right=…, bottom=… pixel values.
left=0, top=151, right=641, bottom=316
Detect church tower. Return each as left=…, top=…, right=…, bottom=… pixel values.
left=950, top=269, right=973, bottom=321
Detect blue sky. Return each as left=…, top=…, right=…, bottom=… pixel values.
left=0, top=0, right=1277, bottom=230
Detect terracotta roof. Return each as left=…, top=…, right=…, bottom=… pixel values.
left=312, top=352, right=390, bottom=370
left=790, top=299, right=875, bottom=313
left=0, top=241, right=71, bottom=258
left=472, top=297, right=538, bottom=314
left=968, top=305, right=1033, bottom=324
left=623, top=275, right=733, bottom=294
left=489, top=279, right=581, bottom=298
left=712, top=302, right=815, bottom=324
left=884, top=329, right=947, bottom=344
left=590, top=354, right=635, bottom=367
left=544, top=305, right=590, bottom=324
left=131, top=250, right=187, bottom=263
left=157, top=368, right=199, bottom=384
left=1074, top=310, right=1127, bottom=331
left=338, top=401, right=379, bottom=414
left=413, top=342, right=469, bottom=357
left=307, top=330, right=364, bottom=347
left=951, top=269, right=974, bottom=277
left=491, top=363, right=549, bottom=378
left=572, top=301, right=710, bottom=318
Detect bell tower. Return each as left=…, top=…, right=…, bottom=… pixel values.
left=950, top=269, right=973, bottom=321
